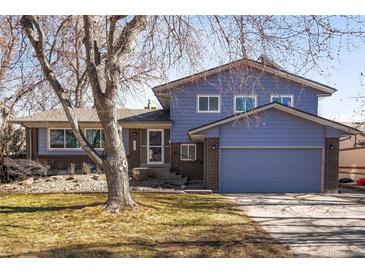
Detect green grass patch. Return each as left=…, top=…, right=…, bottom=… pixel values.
left=0, top=193, right=291, bottom=257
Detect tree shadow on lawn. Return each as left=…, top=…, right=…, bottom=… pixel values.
left=139, top=194, right=240, bottom=209
left=0, top=202, right=104, bottom=214
left=0, top=193, right=290, bottom=258
left=8, top=236, right=287, bottom=258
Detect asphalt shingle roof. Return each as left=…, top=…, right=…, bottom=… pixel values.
left=11, top=108, right=170, bottom=123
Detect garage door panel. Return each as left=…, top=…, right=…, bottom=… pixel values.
left=220, top=148, right=322, bottom=193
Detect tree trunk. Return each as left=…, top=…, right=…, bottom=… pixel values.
left=21, top=15, right=143, bottom=213
left=97, top=102, right=137, bottom=212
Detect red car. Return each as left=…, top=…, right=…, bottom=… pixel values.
left=356, top=178, right=365, bottom=186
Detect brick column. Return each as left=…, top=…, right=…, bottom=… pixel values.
left=204, top=138, right=219, bottom=192
left=25, top=127, right=31, bottom=159
left=128, top=129, right=140, bottom=169
left=324, top=137, right=339, bottom=192
left=25, top=128, right=38, bottom=160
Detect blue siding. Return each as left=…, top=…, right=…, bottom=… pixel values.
left=170, top=67, right=320, bottom=143
left=38, top=128, right=129, bottom=156
left=220, top=148, right=322, bottom=193
left=200, top=109, right=326, bottom=146
left=325, top=127, right=341, bottom=138
left=200, top=127, right=220, bottom=138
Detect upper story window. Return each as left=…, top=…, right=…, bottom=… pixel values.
left=197, top=95, right=220, bottom=113
left=234, top=96, right=257, bottom=113
left=49, top=129, right=80, bottom=149
left=271, top=95, right=294, bottom=107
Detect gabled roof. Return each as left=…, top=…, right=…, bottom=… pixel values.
left=153, top=58, right=337, bottom=100
left=340, top=122, right=365, bottom=134
left=120, top=109, right=170, bottom=123
left=10, top=108, right=170, bottom=124
left=188, top=103, right=361, bottom=137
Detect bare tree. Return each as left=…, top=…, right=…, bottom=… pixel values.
left=20, top=15, right=365, bottom=212
left=0, top=16, right=45, bottom=157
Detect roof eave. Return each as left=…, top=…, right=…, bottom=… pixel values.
left=119, top=121, right=172, bottom=129
left=152, top=59, right=336, bottom=95
left=188, top=103, right=361, bottom=136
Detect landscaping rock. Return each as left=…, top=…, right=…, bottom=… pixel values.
left=132, top=167, right=150, bottom=181
left=0, top=174, right=193, bottom=194
left=23, top=178, right=34, bottom=185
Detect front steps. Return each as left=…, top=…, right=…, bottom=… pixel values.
left=132, top=166, right=188, bottom=185
left=130, top=168, right=209, bottom=191
left=186, top=180, right=204, bottom=189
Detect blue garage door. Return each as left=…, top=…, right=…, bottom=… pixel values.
left=220, top=148, right=322, bottom=193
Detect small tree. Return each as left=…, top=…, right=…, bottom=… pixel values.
left=0, top=123, right=24, bottom=157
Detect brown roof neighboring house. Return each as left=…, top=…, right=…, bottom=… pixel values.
left=339, top=121, right=365, bottom=180
left=10, top=108, right=171, bottom=128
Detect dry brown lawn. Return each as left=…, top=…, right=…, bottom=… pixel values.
left=0, top=193, right=291, bottom=257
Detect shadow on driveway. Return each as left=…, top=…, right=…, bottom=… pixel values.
left=227, top=193, right=365, bottom=258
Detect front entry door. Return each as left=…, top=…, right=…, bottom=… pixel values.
left=147, top=129, right=164, bottom=164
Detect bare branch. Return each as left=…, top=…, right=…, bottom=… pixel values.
left=21, top=15, right=103, bottom=167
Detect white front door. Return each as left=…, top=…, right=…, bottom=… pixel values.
left=147, top=129, right=164, bottom=164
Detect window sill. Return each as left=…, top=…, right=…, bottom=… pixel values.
left=196, top=111, right=220, bottom=114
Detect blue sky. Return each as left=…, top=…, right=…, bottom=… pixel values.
left=310, top=46, right=365, bottom=122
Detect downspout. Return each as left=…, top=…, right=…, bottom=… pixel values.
left=29, top=127, right=32, bottom=160
left=339, top=136, right=351, bottom=142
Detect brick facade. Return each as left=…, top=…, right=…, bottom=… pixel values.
left=170, top=143, right=204, bottom=180
left=204, top=138, right=219, bottom=192
left=127, top=129, right=141, bottom=169
left=324, top=137, right=339, bottom=192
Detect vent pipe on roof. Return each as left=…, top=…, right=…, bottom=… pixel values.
left=144, top=99, right=157, bottom=110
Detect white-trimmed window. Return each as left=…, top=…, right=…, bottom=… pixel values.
left=197, top=95, right=220, bottom=113
left=85, top=129, right=104, bottom=149
left=271, top=95, right=294, bottom=107
left=180, top=144, right=196, bottom=161
left=49, top=129, right=80, bottom=149
left=234, top=96, right=257, bottom=113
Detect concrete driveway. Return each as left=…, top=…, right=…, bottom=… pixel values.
left=228, top=194, right=365, bottom=257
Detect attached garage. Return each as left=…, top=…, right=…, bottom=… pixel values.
left=220, top=147, right=323, bottom=193
left=189, top=104, right=360, bottom=193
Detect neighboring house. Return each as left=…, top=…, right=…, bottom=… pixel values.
left=339, top=123, right=365, bottom=180
left=10, top=58, right=360, bottom=193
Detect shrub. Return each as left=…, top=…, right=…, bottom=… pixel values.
left=81, top=162, right=90, bottom=175
left=96, top=165, right=103, bottom=174
left=0, top=158, right=49, bottom=183
left=68, top=163, right=76, bottom=175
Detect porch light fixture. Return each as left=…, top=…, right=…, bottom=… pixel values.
left=211, top=144, right=216, bottom=150
left=329, top=144, right=334, bottom=150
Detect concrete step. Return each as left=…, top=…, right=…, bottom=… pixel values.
left=184, top=189, right=212, bottom=194
left=160, top=178, right=188, bottom=186
left=186, top=180, right=204, bottom=189
left=168, top=173, right=184, bottom=180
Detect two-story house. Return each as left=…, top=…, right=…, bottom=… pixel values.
left=11, top=58, right=360, bottom=193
